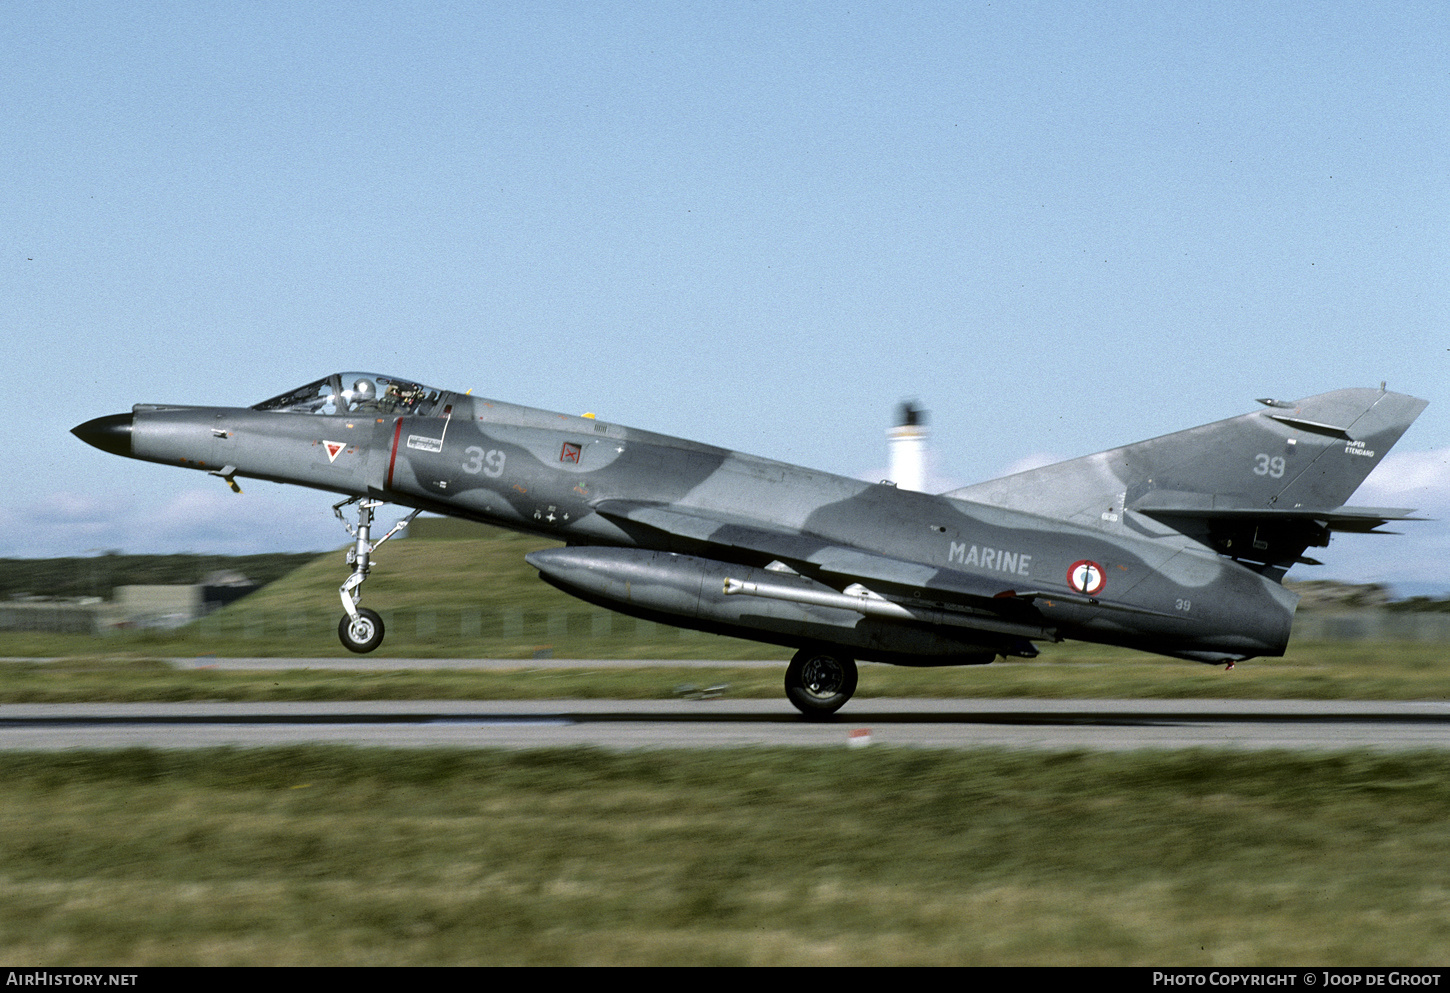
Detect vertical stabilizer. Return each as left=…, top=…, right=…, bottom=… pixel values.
left=944, top=388, right=1427, bottom=552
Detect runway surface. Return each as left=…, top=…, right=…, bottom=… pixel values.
left=167, top=656, right=790, bottom=670
left=3, top=657, right=790, bottom=670
left=4, top=698, right=1450, bottom=751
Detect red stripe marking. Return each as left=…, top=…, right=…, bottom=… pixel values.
left=387, top=418, right=403, bottom=489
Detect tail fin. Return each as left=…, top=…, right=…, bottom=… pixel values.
left=945, top=387, right=1428, bottom=577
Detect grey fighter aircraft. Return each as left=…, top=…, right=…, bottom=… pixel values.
left=73, top=374, right=1427, bottom=715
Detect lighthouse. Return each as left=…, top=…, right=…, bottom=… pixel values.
left=887, top=401, right=928, bottom=492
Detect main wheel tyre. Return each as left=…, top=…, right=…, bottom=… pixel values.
left=338, top=608, right=385, bottom=654
left=785, top=648, right=858, bottom=717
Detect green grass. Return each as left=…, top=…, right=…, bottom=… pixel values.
left=200, top=528, right=789, bottom=658
left=1, top=639, right=1448, bottom=703
left=1, top=746, right=1449, bottom=965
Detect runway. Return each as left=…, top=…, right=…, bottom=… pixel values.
left=166, top=656, right=791, bottom=670
left=3, top=698, right=1450, bottom=750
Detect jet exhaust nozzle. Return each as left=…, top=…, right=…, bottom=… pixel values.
left=72, top=413, right=134, bottom=459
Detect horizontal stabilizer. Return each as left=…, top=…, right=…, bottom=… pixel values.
left=1130, top=501, right=1425, bottom=572
left=1131, top=498, right=1426, bottom=533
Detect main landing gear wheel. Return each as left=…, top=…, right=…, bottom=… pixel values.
left=785, top=648, right=858, bottom=718
left=339, top=607, right=385, bottom=654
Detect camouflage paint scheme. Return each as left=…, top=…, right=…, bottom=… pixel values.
left=73, top=374, right=1427, bottom=714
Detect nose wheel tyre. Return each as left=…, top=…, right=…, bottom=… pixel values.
left=785, top=648, right=858, bottom=717
left=338, top=608, right=385, bottom=654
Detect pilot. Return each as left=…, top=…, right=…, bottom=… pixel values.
left=349, top=378, right=376, bottom=411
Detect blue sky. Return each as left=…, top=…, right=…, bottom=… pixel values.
left=5, top=2, right=1449, bottom=592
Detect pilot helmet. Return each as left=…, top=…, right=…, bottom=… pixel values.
left=352, top=379, right=375, bottom=400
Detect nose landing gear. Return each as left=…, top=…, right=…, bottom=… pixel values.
left=339, top=607, right=385, bottom=653
left=333, top=497, right=417, bottom=654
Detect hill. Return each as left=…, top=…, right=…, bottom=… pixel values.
left=185, top=522, right=786, bottom=660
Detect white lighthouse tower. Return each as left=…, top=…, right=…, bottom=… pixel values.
left=887, top=401, right=929, bottom=492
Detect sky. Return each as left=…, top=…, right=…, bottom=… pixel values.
left=4, top=2, right=1449, bottom=593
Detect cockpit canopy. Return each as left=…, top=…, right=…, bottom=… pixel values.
left=253, top=373, right=444, bottom=417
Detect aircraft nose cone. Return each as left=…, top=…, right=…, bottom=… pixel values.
left=72, top=412, right=134, bottom=458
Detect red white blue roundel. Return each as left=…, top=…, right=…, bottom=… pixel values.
left=1068, top=560, right=1106, bottom=596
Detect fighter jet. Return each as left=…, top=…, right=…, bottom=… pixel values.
left=72, top=373, right=1427, bottom=715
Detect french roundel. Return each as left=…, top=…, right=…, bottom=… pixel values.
left=1068, top=560, right=1106, bottom=596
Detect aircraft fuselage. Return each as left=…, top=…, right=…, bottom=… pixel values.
left=107, top=389, right=1297, bottom=666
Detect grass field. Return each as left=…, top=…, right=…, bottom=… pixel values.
left=1, top=639, right=1448, bottom=703
left=2, top=746, right=1449, bottom=965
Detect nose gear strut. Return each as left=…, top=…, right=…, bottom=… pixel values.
left=333, top=497, right=418, bottom=653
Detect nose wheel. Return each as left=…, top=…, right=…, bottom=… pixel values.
left=333, top=497, right=416, bottom=654
left=784, top=647, right=858, bottom=717
left=339, top=608, right=385, bottom=653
